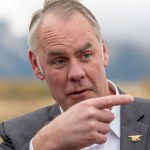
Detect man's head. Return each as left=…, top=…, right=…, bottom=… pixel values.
left=28, top=0, right=110, bottom=111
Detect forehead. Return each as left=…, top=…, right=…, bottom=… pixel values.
left=37, top=13, right=97, bottom=53
left=40, top=12, right=95, bottom=36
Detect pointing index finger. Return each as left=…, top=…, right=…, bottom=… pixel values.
left=87, top=95, right=134, bottom=109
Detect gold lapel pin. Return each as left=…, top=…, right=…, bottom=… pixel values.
left=128, top=135, right=143, bottom=142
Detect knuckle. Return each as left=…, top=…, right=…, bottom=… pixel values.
left=85, top=132, right=97, bottom=143
left=82, top=104, right=96, bottom=118
left=99, top=124, right=110, bottom=134
left=80, top=101, right=92, bottom=111
left=100, top=136, right=107, bottom=144
left=95, top=134, right=107, bottom=144
left=88, top=108, right=96, bottom=118
left=104, top=124, right=110, bottom=133
left=88, top=120, right=97, bottom=130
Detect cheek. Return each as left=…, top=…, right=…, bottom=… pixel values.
left=45, top=70, right=67, bottom=94
left=90, top=60, right=104, bottom=75
left=89, top=61, right=106, bottom=84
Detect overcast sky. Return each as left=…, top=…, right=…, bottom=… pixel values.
left=0, top=0, right=150, bottom=46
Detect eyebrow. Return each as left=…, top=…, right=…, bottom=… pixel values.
left=46, top=49, right=66, bottom=56
left=46, top=43, right=93, bottom=56
left=76, top=43, right=93, bottom=54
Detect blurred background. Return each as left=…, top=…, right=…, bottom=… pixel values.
left=0, top=0, right=150, bottom=122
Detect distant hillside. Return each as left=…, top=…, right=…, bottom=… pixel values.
left=106, top=41, right=150, bottom=81
left=0, top=20, right=150, bottom=80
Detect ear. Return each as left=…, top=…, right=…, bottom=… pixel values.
left=102, top=40, right=109, bottom=67
left=28, top=49, right=45, bottom=80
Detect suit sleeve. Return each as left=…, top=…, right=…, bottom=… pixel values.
left=0, top=122, right=15, bottom=150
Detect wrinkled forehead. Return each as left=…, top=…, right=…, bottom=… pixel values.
left=36, top=13, right=100, bottom=55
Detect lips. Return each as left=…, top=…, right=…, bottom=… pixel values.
left=69, top=89, right=88, bottom=95
left=66, top=88, right=91, bottom=96
left=65, top=87, right=93, bottom=101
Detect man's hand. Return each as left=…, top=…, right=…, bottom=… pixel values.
left=33, top=95, right=134, bottom=150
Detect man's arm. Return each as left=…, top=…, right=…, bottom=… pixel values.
left=0, top=95, right=133, bottom=150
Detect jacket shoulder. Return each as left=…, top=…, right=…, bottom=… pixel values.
left=0, top=103, right=60, bottom=149
left=135, top=97, right=150, bottom=106
left=3, top=103, right=59, bottom=131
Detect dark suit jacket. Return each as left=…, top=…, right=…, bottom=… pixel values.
left=0, top=97, right=150, bottom=150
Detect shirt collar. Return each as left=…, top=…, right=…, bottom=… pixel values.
left=108, top=80, right=120, bottom=138
left=107, top=80, right=119, bottom=96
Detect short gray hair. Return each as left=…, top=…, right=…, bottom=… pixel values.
left=28, top=0, right=102, bottom=54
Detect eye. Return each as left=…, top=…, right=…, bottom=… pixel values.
left=52, top=58, right=67, bottom=67
left=82, top=52, right=92, bottom=61
left=54, top=59, right=65, bottom=64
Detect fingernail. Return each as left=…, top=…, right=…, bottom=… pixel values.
left=128, top=95, right=134, bottom=102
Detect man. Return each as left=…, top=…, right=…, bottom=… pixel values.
left=0, top=0, right=150, bottom=150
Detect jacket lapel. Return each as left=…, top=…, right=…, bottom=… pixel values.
left=44, top=103, right=61, bottom=125
left=120, top=101, right=149, bottom=150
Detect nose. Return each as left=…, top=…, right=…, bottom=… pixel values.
left=68, top=61, right=85, bottom=81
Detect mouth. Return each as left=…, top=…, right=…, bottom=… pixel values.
left=70, top=90, right=88, bottom=95
left=67, top=89, right=91, bottom=100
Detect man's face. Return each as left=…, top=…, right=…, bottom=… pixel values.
left=31, top=13, right=110, bottom=111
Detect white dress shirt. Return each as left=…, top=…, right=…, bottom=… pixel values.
left=80, top=80, right=120, bottom=150
left=30, top=80, right=120, bottom=150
